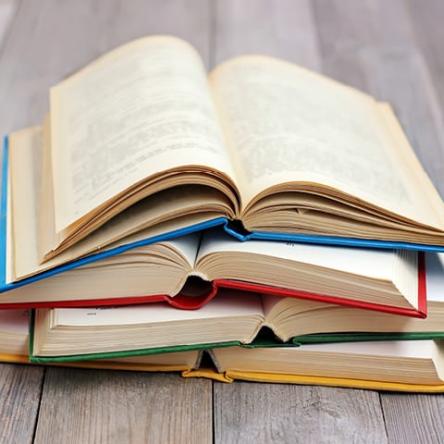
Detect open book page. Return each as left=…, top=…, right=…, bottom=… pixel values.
left=51, top=36, right=237, bottom=232
left=9, top=127, right=44, bottom=280
left=197, top=230, right=419, bottom=309
left=261, top=293, right=438, bottom=339
left=162, top=233, right=201, bottom=267
left=197, top=230, right=398, bottom=280
left=259, top=253, right=441, bottom=337
left=376, top=104, right=444, bottom=227
left=425, top=253, right=444, bottom=303
left=293, top=340, right=440, bottom=359
left=9, top=126, right=219, bottom=281
left=260, top=294, right=331, bottom=320
left=209, top=56, right=444, bottom=229
left=51, top=290, right=263, bottom=326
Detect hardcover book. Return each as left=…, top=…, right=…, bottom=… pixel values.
left=0, top=229, right=427, bottom=317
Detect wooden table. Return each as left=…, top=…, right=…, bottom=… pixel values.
left=1, top=0, right=444, bottom=442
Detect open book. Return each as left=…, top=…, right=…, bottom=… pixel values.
left=5, top=36, right=444, bottom=290
left=30, top=269, right=444, bottom=362
left=1, top=230, right=425, bottom=317
left=2, top=308, right=444, bottom=391
left=210, top=341, right=444, bottom=387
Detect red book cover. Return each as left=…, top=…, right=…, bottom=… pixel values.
left=0, top=253, right=427, bottom=318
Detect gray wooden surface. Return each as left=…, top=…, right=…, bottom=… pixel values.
left=0, top=0, right=444, bottom=442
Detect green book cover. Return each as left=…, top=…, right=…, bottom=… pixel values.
left=29, top=341, right=242, bottom=364
left=29, top=310, right=444, bottom=363
left=29, top=311, right=242, bottom=363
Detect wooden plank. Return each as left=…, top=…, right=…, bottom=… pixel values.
left=381, top=394, right=444, bottom=443
left=0, top=0, right=211, bottom=137
left=212, top=0, right=321, bottom=70
left=34, top=369, right=212, bottom=444
left=214, top=382, right=387, bottom=443
left=0, top=0, right=18, bottom=47
left=313, top=0, right=444, bottom=196
left=0, top=363, right=44, bottom=444
left=406, top=0, right=444, bottom=115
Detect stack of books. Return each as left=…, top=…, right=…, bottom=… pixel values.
left=3, top=35, right=444, bottom=392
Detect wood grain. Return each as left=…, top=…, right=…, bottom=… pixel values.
left=406, top=0, right=444, bottom=116
left=0, top=0, right=18, bottom=47
left=381, top=393, right=444, bottom=443
left=313, top=0, right=444, bottom=196
left=0, top=0, right=211, bottom=137
left=212, top=0, right=321, bottom=70
left=0, top=364, right=44, bottom=444
left=34, top=369, right=212, bottom=444
left=214, top=382, right=387, bottom=443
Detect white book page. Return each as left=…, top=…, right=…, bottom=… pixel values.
left=198, top=230, right=396, bottom=281
left=425, top=253, right=444, bottom=303
left=261, top=294, right=332, bottom=318
left=51, top=36, right=235, bottom=232
left=52, top=290, right=263, bottom=327
left=9, top=126, right=203, bottom=280
left=162, top=233, right=201, bottom=266
left=299, top=340, right=437, bottom=359
left=210, top=56, right=443, bottom=228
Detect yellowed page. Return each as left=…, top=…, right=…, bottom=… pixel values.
left=51, top=292, right=263, bottom=327
left=34, top=291, right=265, bottom=355
left=213, top=341, right=444, bottom=385
left=9, top=127, right=43, bottom=280
left=210, top=56, right=444, bottom=229
left=197, top=230, right=401, bottom=281
left=196, top=230, right=418, bottom=309
left=51, top=36, right=236, bottom=232
left=9, top=126, right=226, bottom=281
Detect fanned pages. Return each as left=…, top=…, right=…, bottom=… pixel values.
left=212, top=341, right=444, bottom=386
left=1, top=225, right=424, bottom=316
left=31, top=262, right=444, bottom=360
left=5, top=35, right=444, bottom=286
left=49, top=36, right=239, bottom=237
